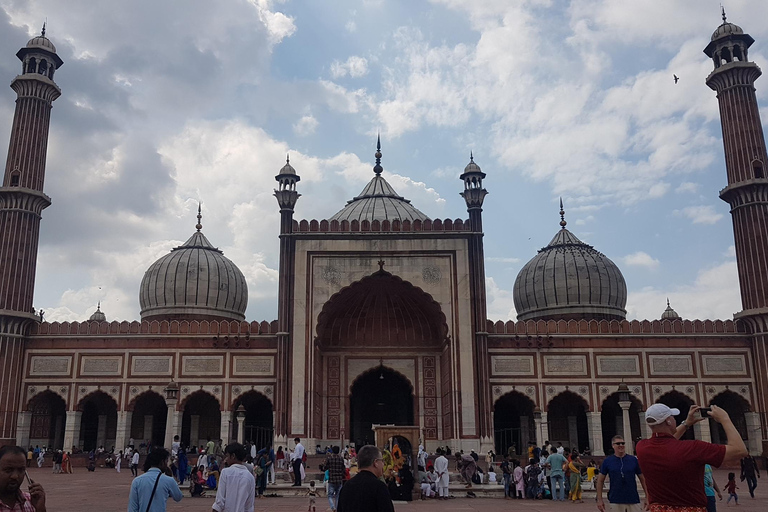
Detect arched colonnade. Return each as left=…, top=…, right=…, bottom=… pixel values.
left=493, top=387, right=760, bottom=457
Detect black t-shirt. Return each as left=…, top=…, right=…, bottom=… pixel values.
left=337, top=470, right=394, bottom=512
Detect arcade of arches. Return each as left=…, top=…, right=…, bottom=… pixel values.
left=491, top=389, right=757, bottom=457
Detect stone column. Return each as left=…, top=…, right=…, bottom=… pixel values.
left=236, top=414, right=246, bottom=444
left=745, top=412, right=763, bottom=455
left=619, top=401, right=633, bottom=454
left=163, top=399, right=177, bottom=450
left=190, top=415, right=200, bottom=449
left=694, top=419, right=712, bottom=442
left=587, top=412, right=604, bottom=456
left=534, top=415, right=545, bottom=447
left=540, top=412, right=549, bottom=445
left=115, top=411, right=132, bottom=451
left=142, top=415, right=153, bottom=443
left=62, top=411, right=82, bottom=452
left=220, top=413, right=231, bottom=444
left=15, top=411, right=31, bottom=448
left=96, top=415, right=107, bottom=448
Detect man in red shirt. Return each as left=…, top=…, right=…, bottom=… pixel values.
left=636, top=403, right=747, bottom=512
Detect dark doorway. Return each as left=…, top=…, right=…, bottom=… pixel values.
left=233, top=391, right=274, bottom=451
left=181, top=391, right=221, bottom=449
left=547, top=391, right=589, bottom=452
left=657, top=391, right=695, bottom=440
left=130, top=392, right=168, bottom=447
left=350, top=367, right=414, bottom=447
left=79, top=392, right=118, bottom=452
left=493, top=391, right=535, bottom=457
left=709, top=391, right=749, bottom=444
left=28, top=391, right=66, bottom=450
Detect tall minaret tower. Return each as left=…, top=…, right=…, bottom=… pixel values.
left=459, top=154, right=493, bottom=451
left=0, top=26, right=62, bottom=445
left=705, top=11, right=768, bottom=445
left=273, top=155, right=300, bottom=445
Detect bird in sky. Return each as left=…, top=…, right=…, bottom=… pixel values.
left=674, top=74, right=679, bottom=84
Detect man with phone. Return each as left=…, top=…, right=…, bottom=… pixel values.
left=636, top=403, right=748, bottom=512
left=0, top=446, right=46, bottom=511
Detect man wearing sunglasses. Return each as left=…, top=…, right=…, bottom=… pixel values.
left=596, top=435, right=647, bottom=512
left=337, top=445, right=394, bottom=512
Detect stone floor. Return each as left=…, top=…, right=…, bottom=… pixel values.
left=23, top=466, right=767, bottom=512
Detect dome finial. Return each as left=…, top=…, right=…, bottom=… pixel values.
left=41, top=21, right=46, bottom=37
left=97, top=301, right=101, bottom=311
left=559, top=197, right=567, bottom=228
left=470, top=150, right=474, bottom=163
left=196, top=202, right=203, bottom=231
left=286, top=153, right=290, bottom=164
left=721, top=4, right=727, bottom=23
left=373, top=133, right=383, bottom=175
left=667, top=297, right=670, bottom=307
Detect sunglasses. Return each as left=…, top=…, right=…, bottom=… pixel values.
left=613, top=442, right=626, bottom=446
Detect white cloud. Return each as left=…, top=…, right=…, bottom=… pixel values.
left=674, top=205, right=724, bottom=225
left=626, top=260, right=740, bottom=320
left=676, top=182, right=700, bottom=194
left=622, top=251, right=660, bottom=269
left=248, top=0, right=297, bottom=44
left=293, top=114, right=319, bottom=136
left=345, top=20, right=357, bottom=33
left=330, top=56, right=370, bottom=78
left=486, top=277, right=516, bottom=321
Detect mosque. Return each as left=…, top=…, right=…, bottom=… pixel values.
left=0, top=15, right=767, bottom=459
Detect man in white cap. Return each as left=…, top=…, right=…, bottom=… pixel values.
left=636, top=403, right=747, bottom=512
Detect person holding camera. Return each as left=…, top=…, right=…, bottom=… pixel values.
left=636, top=404, right=747, bottom=512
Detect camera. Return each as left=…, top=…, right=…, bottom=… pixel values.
left=699, top=407, right=712, bottom=417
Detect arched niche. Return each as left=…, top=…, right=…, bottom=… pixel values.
left=600, top=392, right=643, bottom=455
left=316, top=269, right=448, bottom=349
left=709, top=391, right=750, bottom=444
left=493, top=391, right=536, bottom=457
left=128, top=391, right=167, bottom=447
left=349, top=366, right=414, bottom=447
left=181, top=390, right=221, bottom=450
left=231, top=391, right=273, bottom=451
left=77, top=391, right=118, bottom=452
left=547, top=391, right=590, bottom=452
left=27, top=391, right=66, bottom=450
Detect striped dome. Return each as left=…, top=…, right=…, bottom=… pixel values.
left=330, top=174, right=429, bottom=223
left=513, top=227, right=627, bottom=321
left=139, top=230, right=248, bottom=321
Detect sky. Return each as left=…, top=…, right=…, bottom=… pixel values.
left=0, top=0, right=764, bottom=323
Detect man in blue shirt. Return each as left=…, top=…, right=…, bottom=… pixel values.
left=544, top=447, right=568, bottom=501
left=596, top=435, right=648, bottom=512
left=128, top=448, right=183, bottom=512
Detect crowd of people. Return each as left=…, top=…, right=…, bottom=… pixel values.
left=2, top=403, right=762, bottom=512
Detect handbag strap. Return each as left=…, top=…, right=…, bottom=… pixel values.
left=145, top=471, right=163, bottom=512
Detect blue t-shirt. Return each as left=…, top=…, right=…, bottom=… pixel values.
left=704, top=464, right=715, bottom=497
left=545, top=453, right=568, bottom=478
left=599, top=454, right=641, bottom=504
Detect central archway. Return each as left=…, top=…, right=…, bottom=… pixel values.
left=494, top=391, right=535, bottom=457
left=350, top=367, right=414, bottom=447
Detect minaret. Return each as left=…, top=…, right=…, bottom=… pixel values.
left=705, top=11, right=768, bottom=444
left=273, top=155, right=300, bottom=443
left=459, top=154, right=492, bottom=450
left=0, top=26, right=63, bottom=445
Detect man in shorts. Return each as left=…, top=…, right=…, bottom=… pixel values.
left=597, top=435, right=648, bottom=512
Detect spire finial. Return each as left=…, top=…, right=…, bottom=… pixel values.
left=286, top=153, right=290, bottom=164
left=41, top=21, right=46, bottom=37
left=97, top=301, right=101, bottom=311
left=373, top=134, right=383, bottom=175
left=470, top=150, right=474, bottom=163
left=721, top=4, right=727, bottom=23
left=559, top=197, right=567, bottom=228
left=196, top=202, right=203, bottom=231
left=667, top=297, right=671, bottom=307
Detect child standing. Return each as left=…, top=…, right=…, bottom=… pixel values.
left=725, top=472, right=739, bottom=505
left=307, top=480, right=320, bottom=512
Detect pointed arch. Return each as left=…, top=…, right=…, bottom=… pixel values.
left=316, top=270, right=448, bottom=349
left=600, top=392, right=643, bottom=455
left=709, top=390, right=750, bottom=444
left=181, top=390, right=221, bottom=449
left=77, top=391, right=118, bottom=451
left=349, top=366, right=414, bottom=447
left=493, top=391, right=536, bottom=457
left=656, top=390, right=695, bottom=440
left=27, top=391, right=66, bottom=450
left=129, top=391, right=167, bottom=446
left=547, top=391, right=590, bottom=452
left=231, top=390, right=273, bottom=450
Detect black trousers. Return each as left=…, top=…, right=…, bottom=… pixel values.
left=293, top=458, right=302, bottom=485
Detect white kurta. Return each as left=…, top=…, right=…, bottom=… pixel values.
left=434, top=455, right=450, bottom=496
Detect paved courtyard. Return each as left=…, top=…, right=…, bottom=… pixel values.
left=24, top=466, right=767, bottom=512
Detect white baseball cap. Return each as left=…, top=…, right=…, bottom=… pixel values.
left=645, top=403, right=680, bottom=425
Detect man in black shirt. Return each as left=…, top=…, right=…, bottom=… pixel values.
left=337, top=445, right=394, bottom=512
